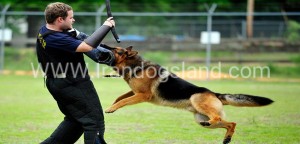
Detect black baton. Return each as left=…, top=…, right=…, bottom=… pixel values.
left=105, top=0, right=120, bottom=43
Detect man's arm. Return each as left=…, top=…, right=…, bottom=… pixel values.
left=76, top=42, right=93, bottom=52
left=75, top=17, right=115, bottom=52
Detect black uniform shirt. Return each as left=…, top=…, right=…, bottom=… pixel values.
left=36, top=25, right=89, bottom=78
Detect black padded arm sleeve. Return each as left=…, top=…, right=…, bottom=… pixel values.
left=84, top=46, right=115, bottom=66
left=84, top=25, right=111, bottom=48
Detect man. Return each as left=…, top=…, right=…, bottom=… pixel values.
left=36, top=2, right=115, bottom=144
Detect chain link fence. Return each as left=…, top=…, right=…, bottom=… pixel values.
left=1, top=6, right=300, bottom=69
left=1, top=9, right=299, bottom=48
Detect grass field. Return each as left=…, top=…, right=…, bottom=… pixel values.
left=0, top=75, right=299, bottom=144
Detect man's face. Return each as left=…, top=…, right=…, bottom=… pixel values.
left=61, top=10, right=75, bottom=30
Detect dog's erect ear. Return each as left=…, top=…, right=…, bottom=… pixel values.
left=125, top=46, right=133, bottom=51
left=124, top=46, right=137, bottom=57
left=127, top=50, right=138, bottom=58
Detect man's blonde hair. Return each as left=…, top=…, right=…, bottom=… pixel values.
left=44, top=2, right=72, bottom=24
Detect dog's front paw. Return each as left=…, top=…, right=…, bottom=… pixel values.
left=105, top=107, right=116, bottom=113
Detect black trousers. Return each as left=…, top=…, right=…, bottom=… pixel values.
left=41, top=76, right=106, bottom=144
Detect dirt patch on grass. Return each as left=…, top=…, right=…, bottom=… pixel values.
left=174, top=70, right=230, bottom=80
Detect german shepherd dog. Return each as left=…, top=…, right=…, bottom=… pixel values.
left=101, top=44, right=273, bottom=144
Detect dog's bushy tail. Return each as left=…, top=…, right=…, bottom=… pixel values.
left=215, top=93, right=273, bottom=107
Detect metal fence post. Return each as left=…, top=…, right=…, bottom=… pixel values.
left=95, top=4, right=105, bottom=78
left=205, top=4, right=217, bottom=80
left=0, top=4, right=10, bottom=73
left=95, top=4, right=106, bottom=30
left=241, top=20, right=247, bottom=39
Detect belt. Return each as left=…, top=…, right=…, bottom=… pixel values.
left=56, top=73, right=67, bottom=78
left=46, top=73, right=67, bottom=78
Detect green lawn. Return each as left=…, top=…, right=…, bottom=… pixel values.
left=0, top=75, right=299, bottom=144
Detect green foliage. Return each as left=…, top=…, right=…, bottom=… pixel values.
left=0, top=0, right=102, bottom=11
left=4, top=48, right=38, bottom=70
left=267, top=63, right=300, bottom=77
left=286, top=20, right=300, bottom=44
left=266, top=63, right=299, bottom=78
left=141, top=51, right=171, bottom=64
left=1, top=0, right=298, bottom=12
left=291, top=55, right=300, bottom=64
left=290, top=55, right=300, bottom=72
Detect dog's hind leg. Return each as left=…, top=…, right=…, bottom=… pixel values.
left=191, top=93, right=236, bottom=144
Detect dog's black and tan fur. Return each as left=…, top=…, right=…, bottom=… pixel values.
left=102, top=44, right=273, bottom=144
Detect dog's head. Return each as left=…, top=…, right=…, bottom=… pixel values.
left=100, top=44, right=141, bottom=75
